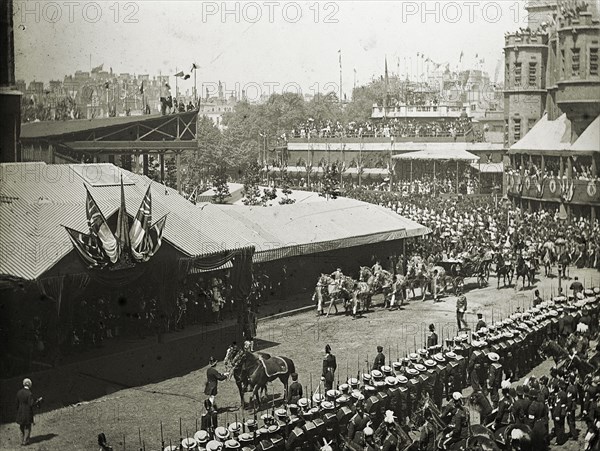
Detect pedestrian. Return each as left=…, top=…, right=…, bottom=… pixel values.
left=204, top=356, right=228, bottom=401
left=456, top=294, right=468, bottom=331
left=533, top=289, right=543, bottom=307
left=322, top=344, right=337, bottom=390
left=200, top=398, right=218, bottom=432
left=372, top=345, right=385, bottom=371
left=16, top=378, right=42, bottom=446
left=287, top=372, right=303, bottom=404
left=426, top=324, right=438, bottom=348
left=475, top=313, right=487, bottom=332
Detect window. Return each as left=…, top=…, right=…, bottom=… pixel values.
left=572, top=48, right=580, bottom=77
left=529, top=62, right=537, bottom=87
left=590, top=48, right=599, bottom=76
left=513, top=118, right=521, bottom=142
left=506, top=63, right=510, bottom=85
left=560, top=49, right=566, bottom=78
left=515, top=63, right=522, bottom=87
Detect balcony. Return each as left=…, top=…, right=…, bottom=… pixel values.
left=506, top=174, right=600, bottom=204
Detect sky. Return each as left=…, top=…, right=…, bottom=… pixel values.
left=14, top=1, right=528, bottom=99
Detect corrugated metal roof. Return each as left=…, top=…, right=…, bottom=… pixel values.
left=0, top=163, right=252, bottom=280
left=392, top=148, right=480, bottom=161
left=20, top=111, right=197, bottom=140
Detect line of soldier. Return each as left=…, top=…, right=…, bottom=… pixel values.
left=168, top=287, right=600, bottom=451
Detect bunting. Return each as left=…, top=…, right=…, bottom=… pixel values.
left=142, top=215, right=167, bottom=262
left=65, top=227, right=107, bottom=268
left=85, top=186, right=119, bottom=263
left=115, top=178, right=131, bottom=258
left=130, top=184, right=152, bottom=260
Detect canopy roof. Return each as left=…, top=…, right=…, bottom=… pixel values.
left=570, top=115, right=599, bottom=153
left=0, top=162, right=251, bottom=280
left=470, top=162, right=505, bottom=173
left=392, top=147, right=480, bottom=162
left=209, top=199, right=430, bottom=263
left=509, top=113, right=572, bottom=155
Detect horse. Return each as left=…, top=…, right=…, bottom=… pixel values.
left=468, top=390, right=494, bottom=425
left=541, top=339, right=597, bottom=376
left=228, top=348, right=295, bottom=410
left=358, top=267, right=377, bottom=310
left=315, top=274, right=341, bottom=317
left=374, top=269, right=395, bottom=307
left=494, top=253, right=514, bottom=288
left=541, top=246, right=555, bottom=277
left=515, top=255, right=535, bottom=290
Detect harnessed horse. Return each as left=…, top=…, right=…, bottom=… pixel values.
left=541, top=246, right=555, bottom=277
left=495, top=253, right=514, bottom=288
left=226, top=348, right=295, bottom=410
left=515, top=254, right=536, bottom=290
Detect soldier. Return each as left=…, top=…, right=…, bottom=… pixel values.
left=527, top=388, right=549, bottom=449
left=493, top=381, right=514, bottom=430
left=441, top=393, right=469, bottom=449
left=512, top=385, right=532, bottom=427
left=322, top=345, right=337, bottom=391
left=288, top=373, right=303, bottom=404
left=475, top=313, right=487, bottom=332
left=373, top=346, right=385, bottom=371
left=552, top=388, right=568, bottom=445
left=419, top=408, right=438, bottom=451
left=374, top=410, right=405, bottom=451
left=487, top=352, right=502, bottom=409
left=566, top=378, right=579, bottom=441
left=426, top=324, right=438, bottom=348
left=467, top=341, right=485, bottom=393
left=347, top=402, right=371, bottom=441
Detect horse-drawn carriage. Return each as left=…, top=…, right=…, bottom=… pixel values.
left=435, top=257, right=489, bottom=292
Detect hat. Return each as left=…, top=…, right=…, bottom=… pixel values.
left=206, top=440, right=223, bottom=451
left=409, top=353, right=419, bottom=361
left=260, top=413, right=274, bottom=424
left=338, top=383, right=350, bottom=392
left=182, top=438, right=198, bottom=449
left=312, top=393, right=324, bottom=405
left=445, top=352, right=458, bottom=360
left=414, top=364, right=427, bottom=373
left=452, top=392, right=463, bottom=401
left=396, top=375, right=408, bottom=384
left=385, top=376, right=398, bottom=386
left=224, top=440, right=241, bottom=450
left=22, top=378, right=32, bottom=388
left=363, top=426, right=374, bottom=437
left=274, top=408, right=287, bottom=419
left=238, top=433, right=253, bottom=443
left=215, top=426, right=230, bottom=440
left=362, top=373, right=372, bottom=382
left=371, top=370, right=383, bottom=380
left=228, top=422, right=242, bottom=434
left=417, top=349, right=428, bottom=356
left=381, top=365, right=392, bottom=374
left=424, top=359, right=436, bottom=368
left=244, top=419, right=257, bottom=430
left=195, top=430, right=210, bottom=444
left=351, top=391, right=365, bottom=401
left=383, top=410, right=397, bottom=424
left=501, top=380, right=511, bottom=390
left=391, top=362, right=402, bottom=370
left=298, top=398, right=309, bottom=408
left=336, top=395, right=350, bottom=404
left=321, top=401, right=334, bottom=410
left=347, top=378, right=359, bottom=386
left=488, top=352, right=500, bottom=362
left=267, top=424, right=280, bottom=434
left=209, top=356, right=218, bottom=367
left=433, top=353, right=446, bottom=363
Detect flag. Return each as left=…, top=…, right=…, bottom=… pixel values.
left=64, top=227, right=107, bottom=268
left=459, top=51, right=464, bottom=62
left=338, top=49, right=342, bottom=69
left=115, top=177, right=131, bottom=257
left=191, top=63, right=198, bottom=70
left=130, top=184, right=152, bottom=260
left=85, top=186, right=119, bottom=263
left=91, top=64, right=104, bottom=73
left=184, top=74, right=191, bottom=80
left=139, top=81, right=144, bottom=94
left=142, top=215, right=167, bottom=262
left=174, top=71, right=185, bottom=77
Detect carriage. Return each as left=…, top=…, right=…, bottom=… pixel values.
left=435, top=257, right=489, bottom=292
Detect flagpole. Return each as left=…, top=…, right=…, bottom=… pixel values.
left=194, top=66, right=197, bottom=107
left=338, top=50, right=343, bottom=103
left=175, top=67, right=178, bottom=100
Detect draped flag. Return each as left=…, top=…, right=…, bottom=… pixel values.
left=115, top=178, right=131, bottom=258
left=174, top=71, right=185, bottom=77
left=85, top=186, right=119, bottom=263
left=142, top=215, right=167, bottom=262
left=130, top=184, right=152, bottom=261
left=64, top=227, right=107, bottom=268
left=91, top=64, right=104, bottom=74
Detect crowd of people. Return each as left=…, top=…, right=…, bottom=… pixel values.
left=506, top=157, right=598, bottom=181
left=82, top=284, right=600, bottom=450
left=290, top=117, right=473, bottom=140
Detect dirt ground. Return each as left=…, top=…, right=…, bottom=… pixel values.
left=1, top=268, right=599, bottom=451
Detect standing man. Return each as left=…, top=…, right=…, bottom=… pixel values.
left=533, top=289, right=543, bottom=307
left=456, top=294, right=468, bottom=331
left=16, top=378, right=42, bottom=446
left=426, top=324, right=438, bottom=349
left=322, top=344, right=337, bottom=390
left=287, top=373, right=303, bottom=404
left=372, top=346, right=385, bottom=371
left=475, top=313, right=487, bottom=332
left=205, top=356, right=229, bottom=403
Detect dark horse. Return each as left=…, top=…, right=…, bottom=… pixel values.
left=515, top=255, right=536, bottom=290
left=495, top=253, right=514, bottom=288
left=541, top=339, right=597, bottom=376
left=227, top=349, right=295, bottom=409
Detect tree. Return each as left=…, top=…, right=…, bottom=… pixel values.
left=279, top=168, right=296, bottom=205
left=319, top=163, right=341, bottom=200
left=211, top=165, right=230, bottom=204
left=241, top=160, right=263, bottom=206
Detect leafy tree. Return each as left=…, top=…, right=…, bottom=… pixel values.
left=319, top=163, right=341, bottom=200
left=279, top=168, right=296, bottom=205
left=241, top=160, right=263, bottom=206
left=211, top=165, right=230, bottom=204
left=261, top=187, right=278, bottom=206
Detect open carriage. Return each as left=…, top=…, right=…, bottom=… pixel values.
left=436, top=257, right=489, bottom=292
